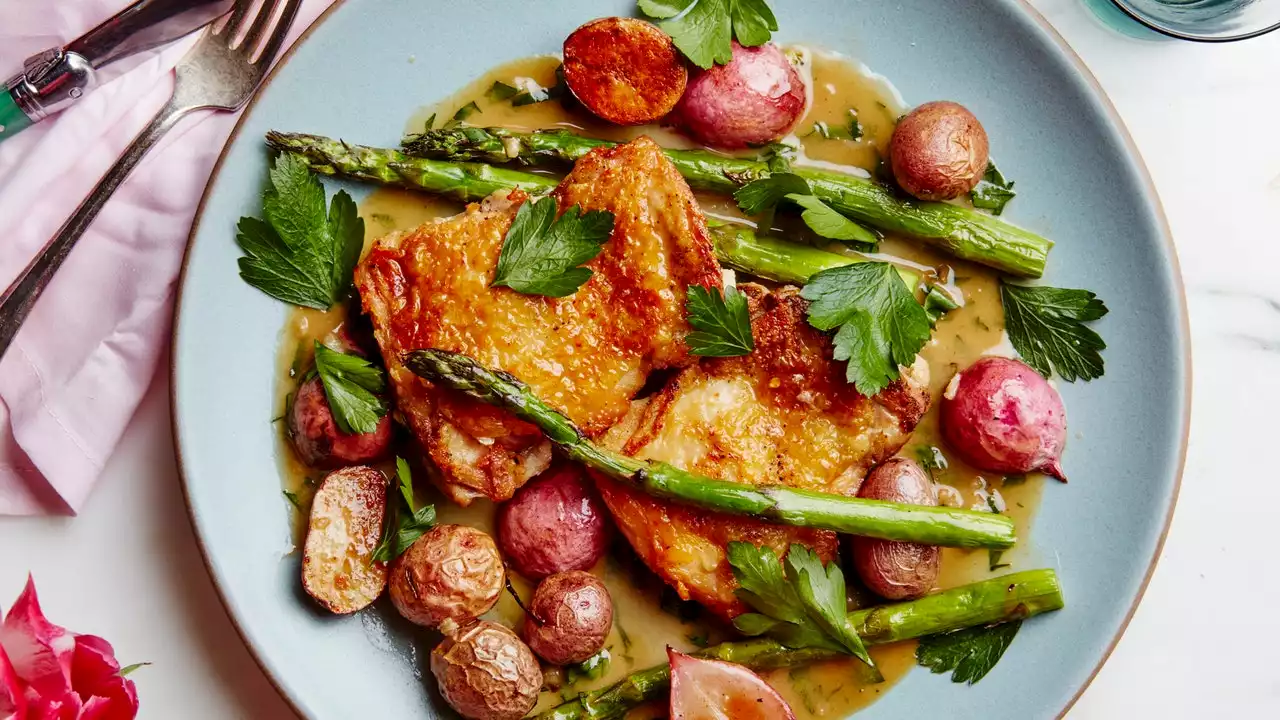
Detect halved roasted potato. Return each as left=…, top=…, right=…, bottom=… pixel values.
left=301, top=466, right=388, bottom=613
left=563, top=17, right=688, bottom=125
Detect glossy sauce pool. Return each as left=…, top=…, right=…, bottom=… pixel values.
left=276, top=52, right=1046, bottom=719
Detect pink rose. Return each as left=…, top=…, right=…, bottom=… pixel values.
left=0, top=577, right=138, bottom=720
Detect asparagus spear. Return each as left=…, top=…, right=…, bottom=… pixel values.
left=403, top=349, right=1016, bottom=549
left=265, top=131, right=920, bottom=289
left=538, top=569, right=1064, bottom=720
left=400, top=127, right=1052, bottom=278
left=265, top=130, right=558, bottom=200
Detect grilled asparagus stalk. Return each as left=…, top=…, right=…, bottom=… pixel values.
left=400, top=126, right=1052, bottom=277
left=265, top=131, right=919, bottom=288
left=404, top=349, right=1016, bottom=549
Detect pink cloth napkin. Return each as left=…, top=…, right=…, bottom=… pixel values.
left=0, top=0, right=334, bottom=515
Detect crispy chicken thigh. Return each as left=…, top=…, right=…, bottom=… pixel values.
left=595, top=284, right=931, bottom=620
left=355, top=137, right=722, bottom=504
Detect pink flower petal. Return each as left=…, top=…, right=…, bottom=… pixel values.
left=72, top=636, right=137, bottom=720
left=0, top=643, right=28, bottom=720
left=0, top=576, right=74, bottom=698
left=25, top=687, right=82, bottom=719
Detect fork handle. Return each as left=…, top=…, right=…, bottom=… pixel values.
left=0, top=98, right=190, bottom=361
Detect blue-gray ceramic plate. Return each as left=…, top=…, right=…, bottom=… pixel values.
left=172, top=0, right=1189, bottom=717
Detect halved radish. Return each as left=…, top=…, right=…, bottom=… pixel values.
left=302, top=466, right=388, bottom=614
left=668, top=648, right=796, bottom=720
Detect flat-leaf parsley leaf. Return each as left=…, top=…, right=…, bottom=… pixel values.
left=686, top=285, right=755, bottom=357
left=801, top=263, right=931, bottom=396
left=734, top=172, right=810, bottom=215
left=969, top=160, right=1017, bottom=215
left=916, top=621, right=1021, bottom=685
left=1000, top=281, right=1108, bottom=382
left=492, top=196, right=614, bottom=297
left=785, top=193, right=879, bottom=248
left=372, top=457, right=437, bottom=562
left=236, top=153, right=364, bottom=309
left=638, top=0, right=778, bottom=69
left=312, top=342, right=388, bottom=434
left=728, top=542, right=876, bottom=670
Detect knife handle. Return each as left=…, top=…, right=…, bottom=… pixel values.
left=0, top=49, right=96, bottom=145
left=0, top=91, right=32, bottom=142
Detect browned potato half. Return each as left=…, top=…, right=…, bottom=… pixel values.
left=563, top=17, right=687, bottom=125
left=849, top=458, right=940, bottom=600
left=301, top=466, right=388, bottom=613
left=432, top=620, right=542, bottom=720
left=389, top=524, right=504, bottom=628
left=889, top=101, right=989, bottom=201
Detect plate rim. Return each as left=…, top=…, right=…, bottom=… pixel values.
left=168, top=1, right=1192, bottom=717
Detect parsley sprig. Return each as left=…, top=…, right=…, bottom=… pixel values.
left=734, top=174, right=878, bottom=248
left=728, top=542, right=876, bottom=670
left=492, top=196, right=615, bottom=297
left=916, top=621, right=1021, bottom=685
left=638, top=0, right=778, bottom=69
left=236, top=153, right=364, bottom=309
left=312, top=342, right=388, bottom=435
left=1000, top=281, right=1108, bottom=382
left=970, top=160, right=1017, bottom=215
left=801, top=263, right=931, bottom=396
left=685, top=285, right=755, bottom=357
left=372, top=458, right=437, bottom=562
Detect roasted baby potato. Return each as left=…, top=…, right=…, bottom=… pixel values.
left=288, top=375, right=392, bottom=469
left=889, top=100, right=989, bottom=201
left=849, top=458, right=940, bottom=600
left=389, top=524, right=504, bottom=628
left=301, top=466, right=388, bottom=614
left=497, top=466, right=611, bottom=580
left=670, top=41, right=807, bottom=149
left=563, top=17, right=688, bottom=125
left=431, top=620, right=542, bottom=720
left=941, top=356, right=1067, bottom=480
left=522, top=571, right=613, bottom=665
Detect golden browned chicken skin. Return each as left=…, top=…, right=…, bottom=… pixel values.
left=595, top=284, right=930, bottom=620
left=355, top=137, right=722, bottom=504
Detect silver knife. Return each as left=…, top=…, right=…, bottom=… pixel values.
left=0, top=0, right=234, bottom=143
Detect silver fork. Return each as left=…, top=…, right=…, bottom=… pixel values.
left=0, top=0, right=301, bottom=360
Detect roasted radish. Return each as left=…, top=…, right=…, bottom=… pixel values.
left=389, top=524, right=505, bottom=628
left=670, top=42, right=806, bottom=149
left=497, top=466, right=610, bottom=580
left=301, top=466, right=388, bottom=614
left=431, top=620, right=541, bottom=720
left=563, top=17, right=688, bottom=125
left=522, top=571, right=613, bottom=665
left=850, top=458, right=940, bottom=600
left=889, top=101, right=989, bottom=201
left=668, top=649, right=796, bottom=720
left=941, top=356, right=1068, bottom=480
left=288, top=375, right=392, bottom=468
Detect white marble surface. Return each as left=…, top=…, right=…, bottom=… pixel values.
left=2, top=0, right=1279, bottom=717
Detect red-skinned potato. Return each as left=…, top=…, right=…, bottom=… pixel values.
left=889, top=101, right=989, bottom=201
left=563, top=17, right=688, bottom=125
left=670, top=42, right=806, bottom=149
left=301, top=466, right=387, bottom=614
left=497, top=466, right=610, bottom=580
left=288, top=375, right=392, bottom=468
left=941, top=356, right=1067, bottom=480
left=849, top=458, right=940, bottom=600
left=522, top=571, right=613, bottom=665
left=431, top=620, right=541, bottom=720
left=668, top=648, right=796, bottom=720
left=389, top=524, right=504, bottom=628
